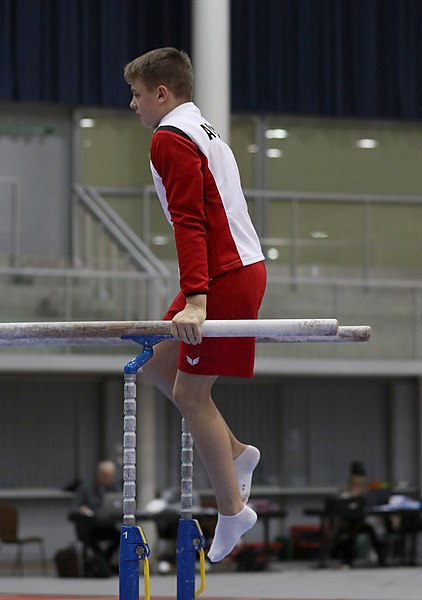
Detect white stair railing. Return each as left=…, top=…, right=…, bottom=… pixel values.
left=72, top=184, right=171, bottom=319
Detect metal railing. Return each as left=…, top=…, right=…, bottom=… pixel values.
left=0, top=266, right=154, bottom=326
left=95, top=185, right=163, bottom=249
left=93, top=185, right=422, bottom=282
left=258, top=272, right=422, bottom=361
left=71, top=185, right=422, bottom=360
left=0, top=184, right=421, bottom=359
left=0, top=177, right=21, bottom=267
left=72, top=185, right=171, bottom=319
left=243, top=189, right=422, bottom=282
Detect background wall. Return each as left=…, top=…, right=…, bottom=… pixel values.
left=1, top=0, right=422, bottom=567
left=0, top=368, right=418, bottom=563
left=1, top=372, right=418, bottom=494
left=0, top=104, right=71, bottom=259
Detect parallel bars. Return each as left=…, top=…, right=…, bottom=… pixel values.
left=0, top=318, right=371, bottom=600
left=0, top=318, right=371, bottom=345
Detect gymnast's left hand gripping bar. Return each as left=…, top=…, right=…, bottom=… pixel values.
left=119, top=334, right=170, bottom=600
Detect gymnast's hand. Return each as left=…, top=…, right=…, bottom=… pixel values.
left=171, top=294, right=206, bottom=345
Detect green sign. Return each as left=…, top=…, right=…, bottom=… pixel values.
left=0, top=124, right=55, bottom=137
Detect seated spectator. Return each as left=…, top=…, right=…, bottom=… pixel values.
left=70, top=460, right=121, bottom=575
left=341, top=460, right=368, bottom=498
left=331, top=461, right=386, bottom=566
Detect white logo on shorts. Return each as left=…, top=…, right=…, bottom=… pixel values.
left=186, top=356, right=200, bottom=366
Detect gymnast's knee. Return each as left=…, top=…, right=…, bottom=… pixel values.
left=172, top=373, right=215, bottom=415
left=172, top=380, right=199, bottom=414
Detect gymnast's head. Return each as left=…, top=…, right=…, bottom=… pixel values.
left=124, top=47, right=193, bottom=98
left=125, top=48, right=194, bottom=128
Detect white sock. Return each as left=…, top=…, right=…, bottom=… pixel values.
left=234, top=445, right=260, bottom=504
left=207, top=505, right=257, bottom=563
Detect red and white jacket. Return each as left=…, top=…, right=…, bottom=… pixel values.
left=150, top=102, right=264, bottom=297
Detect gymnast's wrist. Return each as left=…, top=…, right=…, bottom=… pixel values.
left=185, top=293, right=207, bottom=310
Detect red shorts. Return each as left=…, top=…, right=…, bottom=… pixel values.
left=163, top=261, right=266, bottom=378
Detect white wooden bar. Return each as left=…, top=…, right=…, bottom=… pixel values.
left=0, top=319, right=371, bottom=346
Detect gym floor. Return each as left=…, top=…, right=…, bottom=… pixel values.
left=0, top=561, right=421, bottom=600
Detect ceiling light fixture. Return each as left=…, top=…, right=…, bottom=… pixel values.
left=267, top=247, right=279, bottom=260
left=151, top=235, right=169, bottom=246
left=266, top=148, right=282, bottom=158
left=79, top=118, right=96, bottom=128
left=356, top=138, right=378, bottom=149
left=310, top=231, right=329, bottom=239
left=265, top=129, right=288, bottom=139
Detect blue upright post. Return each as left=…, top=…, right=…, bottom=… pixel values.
left=119, top=525, right=150, bottom=600
left=176, top=419, right=206, bottom=600
left=119, top=333, right=206, bottom=600
left=119, top=334, right=170, bottom=600
left=176, top=519, right=206, bottom=600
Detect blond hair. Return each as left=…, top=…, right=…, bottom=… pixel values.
left=124, top=47, right=193, bottom=100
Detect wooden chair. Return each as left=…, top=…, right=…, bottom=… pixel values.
left=0, top=504, right=47, bottom=575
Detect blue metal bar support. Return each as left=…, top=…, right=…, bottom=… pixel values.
left=119, top=334, right=169, bottom=600
left=119, top=525, right=150, bottom=600
left=176, top=519, right=206, bottom=600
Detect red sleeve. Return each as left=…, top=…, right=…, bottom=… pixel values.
left=151, top=129, right=209, bottom=296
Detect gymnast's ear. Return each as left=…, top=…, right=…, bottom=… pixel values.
left=157, top=84, right=170, bottom=104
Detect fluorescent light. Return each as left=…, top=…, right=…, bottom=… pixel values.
left=266, top=148, right=282, bottom=158
left=310, top=231, right=329, bottom=239
left=79, top=118, right=96, bottom=128
left=151, top=235, right=169, bottom=246
left=247, top=144, right=259, bottom=153
left=267, top=247, right=279, bottom=260
left=356, top=138, right=378, bottom=149
left=265, top=128, right=288, bottom=139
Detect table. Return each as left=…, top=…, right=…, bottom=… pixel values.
left=304, top=503, right=422, bottom=567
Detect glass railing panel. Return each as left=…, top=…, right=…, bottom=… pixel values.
left=296, top=201, right=364, bottom=268
left=0, top=270, right=161, bottom=353
left=0, top=270, right=419, bottom=361
left=262, top=200, right=292, bottom=264
left=231, top=120, right=256, bottom=189
left=256, top=277, right=420, bottom=361
left=258, top=278, right=340, bottom=360
left=335, top=283, right=418, bottom=360
left=97, top=189, right=177, bottom=262
left=369, top=203, right=422, bottom=275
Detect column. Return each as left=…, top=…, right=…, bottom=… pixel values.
left=192, top=0, right=230, bottom=142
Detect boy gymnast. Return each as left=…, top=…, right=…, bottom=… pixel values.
left=124, top=47, right=266, bottom=562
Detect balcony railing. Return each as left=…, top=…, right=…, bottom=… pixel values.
left=0, top=184, right=421, bottom=361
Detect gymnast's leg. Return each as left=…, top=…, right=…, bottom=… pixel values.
left=142, top=340, right=259, bottom=560
left=171, top=369, right=257, bottom=562
left=142, top=340, right=260, bottom=501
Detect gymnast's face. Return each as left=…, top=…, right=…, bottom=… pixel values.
left=129, top=79, right=168, bottom=129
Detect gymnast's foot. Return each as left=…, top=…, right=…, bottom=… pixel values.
left=207, top=505, right=257, bottom=563
left=234, top=445, right=260, bottom=504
